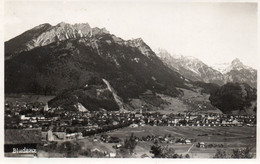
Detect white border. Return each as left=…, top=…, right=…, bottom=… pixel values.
left=0, top=1, right=259, bottom=164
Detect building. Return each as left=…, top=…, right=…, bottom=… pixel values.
left=198, top=142, right=205, bottom=148
left=141, top=153, right=151, bottom=158
left=129, top=123, right=139, bottom=128
left=109, top=152, right=116, bottom=158
left=185, top=139, right=191, bottom=144
left=41, top=126, right=66, bottom=141
left=66, top=132, right=83, bottom=140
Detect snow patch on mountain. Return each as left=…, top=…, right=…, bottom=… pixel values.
left=211, top=62, right=230, bottom=74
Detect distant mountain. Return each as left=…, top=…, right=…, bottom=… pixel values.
left=157, top=49, right=257, bottom=88
left=209, top=83, right=257, bottom=114
left=213, top=58, right=255, bottom=74
left=157, top=49, right=224, bottom=85
left=213, top=59, right=257, bottom=88
left=5, top=22, right=189, bottom=111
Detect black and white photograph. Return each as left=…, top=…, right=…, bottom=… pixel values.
left=2, top=0, right=258, bottom=160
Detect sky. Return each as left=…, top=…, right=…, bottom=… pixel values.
left=4, top=0, right=258, bottom=68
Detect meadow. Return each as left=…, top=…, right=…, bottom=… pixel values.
left=100, top=125, right=256, bottom=158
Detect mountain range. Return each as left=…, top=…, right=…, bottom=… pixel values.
left=156, top=49, right=257, bottom=88
left=5, top=22, right=257, bottom=114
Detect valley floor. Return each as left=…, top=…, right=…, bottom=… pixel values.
left=37, top=125, right=256, bottom=158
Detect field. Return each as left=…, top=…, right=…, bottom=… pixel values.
left=84, top=125, right=256, bottom=158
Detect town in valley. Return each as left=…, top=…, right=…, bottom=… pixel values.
left=5, top=98, right=256, bottom=158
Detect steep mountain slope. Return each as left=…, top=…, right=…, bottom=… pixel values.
left=157, top=49, right=224, bottom=85
left=5, top=22, right=189, bottom=111
left=5, top=23, right=52, bottom=55
left=209, top=83, right=257, bottom=114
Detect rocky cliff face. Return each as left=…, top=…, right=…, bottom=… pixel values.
left=5, top=22, right=109, bottom=55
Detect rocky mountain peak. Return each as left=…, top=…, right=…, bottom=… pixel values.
left=231, top=58, right=243, bottom=66
left=224, top=58, right=252, bottom=73
left=156, top=48, right=172, bottom=58
left=129, top=38, right=144, bottom=46
left=127, top=38, right=156, bottom=58
left=50, top=22, right=92, bottom=39
left=100, top=27, right=110, bottom=34
left=213, top=58, right=254, bottom=74
left=56, top=21, right=69, bottom=26
left=5, top=22, right=112, bottom=54
left=32, top=23, right=52, bottom=30
left=56, top=22, right=90, bottom=29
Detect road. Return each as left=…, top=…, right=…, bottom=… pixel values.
left=185, top=143, right=195, bottom=154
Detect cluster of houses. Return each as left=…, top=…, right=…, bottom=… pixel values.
left=196, top=142, right=224, bottom=148
left=138, top=113, right=256, bottom=127
left=5, top=100, right=256, bottom=131
left=5, top=101, right=256, bottom=129
left=5, top=101, right=256, bottom=142
left=99, top=135, right=121, bottom=143
left=5, top=101, right=256, bottom=138
left=99, top=134, right=193, bottom=145
left=4, top=100, right=257, bottom=157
